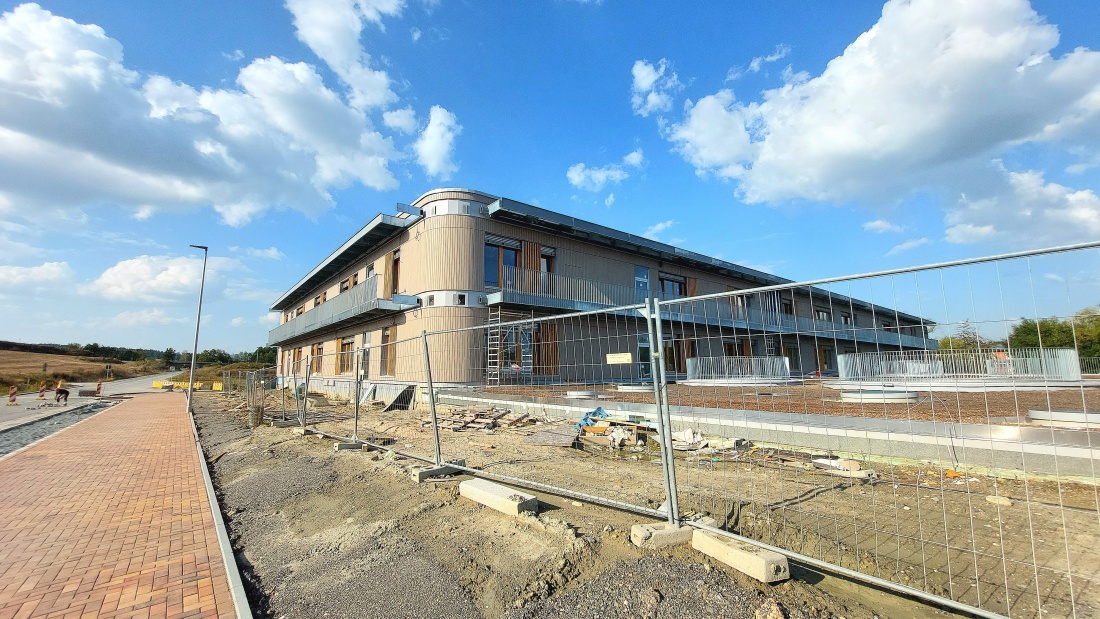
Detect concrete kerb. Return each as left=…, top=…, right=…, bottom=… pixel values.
left=188, top=401, right=253, bottom=619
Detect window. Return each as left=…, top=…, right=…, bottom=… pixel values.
left=366, top=264, right=375, bottom=279
left=484, top=243, right=520, bottom=288
left=379, top=327, right=394, bottom=376
left=296, top=305, right=305, bottom=317
left=293, top=347, right=303, bottom=373
left=456, top=293, right=466, bottom=306
left=340, top=274, right=359, bottom=293
left=427, top=294, right=435, bottom=306
left=336, top=338, right=354, bottom=374
left=659, top=274, right=685, bottom=300
left=540, top=255, right=554, bottom=273
left=881, top=320, right=894, bottom=329
left=391, top=250, right=400, bottom=295
left=781, top=299, right=794, bottom=315
left=314, top=292, right=326, bottom=307
left=634, top=266, right=650, bottom=301
left=840, top=312, right=853, bottom=325
left=722, top=340, right=739, bottom=357
left=814, top=308, right=831, bottom=322
left=637, top=333, right=651, bottom=379
left=310, top=343, right=323, bottom=373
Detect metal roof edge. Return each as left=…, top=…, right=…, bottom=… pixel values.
left=269, top=212, right=419, bottom=311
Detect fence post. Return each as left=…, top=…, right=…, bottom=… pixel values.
left=421, top=331, right=443, bottom=466
left=259, top=367, right=265, bottom=420
left=352, top=348, right=362, bottom=442
left=301, top=358, right=311, bottom=428
left=280, top=366, right=287, bottom=421
left=646, top=297, right=680, bottom=525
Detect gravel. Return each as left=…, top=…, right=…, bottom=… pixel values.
left=0, top=401, right=117, bottom=456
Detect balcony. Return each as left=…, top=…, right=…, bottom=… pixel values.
left=489, top=266, right=937, bottom=349
left=267, top=275, right=418, bottom=346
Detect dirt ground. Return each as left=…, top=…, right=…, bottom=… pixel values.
left=483, top=381, right=1100, bottom=424
left=247, top=386, right=1100, bottom=619
left=194, top=393, right=969, bottom=619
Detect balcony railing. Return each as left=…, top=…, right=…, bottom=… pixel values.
left=267, top=275, right=417, bottom=345
left=497, top=266, right=935, bottom=349
left=839, top=348, right=1082, bottom=381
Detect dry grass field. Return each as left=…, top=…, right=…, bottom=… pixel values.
left=0, top=350, right=165, bottom=390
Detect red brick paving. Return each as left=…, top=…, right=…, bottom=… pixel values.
left=0, top=393, right=238, bottom=619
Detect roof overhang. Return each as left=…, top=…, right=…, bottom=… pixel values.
left=270, top=212, right=420, bottom=311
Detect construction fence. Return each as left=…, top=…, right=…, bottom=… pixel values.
left=224, top=241, right=1100, bottom=619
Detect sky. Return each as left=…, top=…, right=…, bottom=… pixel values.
left=0, top=0, right=1098, bottom=353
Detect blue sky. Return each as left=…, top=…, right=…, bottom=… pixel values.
left=0, top=0, right=1098, bottom=353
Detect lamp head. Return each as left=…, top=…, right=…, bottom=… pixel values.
left=189, top=244, right=208, bottom=251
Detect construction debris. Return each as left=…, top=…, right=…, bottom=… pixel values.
left=428, top=407, right=530, bottom=432
left=672, top=428, right=708, bottom=451
left=524, top=421, right=579, bottom=447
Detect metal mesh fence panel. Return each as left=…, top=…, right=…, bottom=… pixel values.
left=655, top=246, right=1100, bottom=618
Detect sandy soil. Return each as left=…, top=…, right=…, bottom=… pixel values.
left=194, top=393, right=965, bottom=619
left=481, top=381, right=1100, bottom=425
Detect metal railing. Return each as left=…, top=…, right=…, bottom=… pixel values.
left=499, top=266, right=935, bottom=348
left=267, top=275, right=410, bottom=345
left=839, top=348, right=1083, bottom=381
left=685, top=355, right=792, bottom=381
left=1082, top=356, right=1100, bottom=375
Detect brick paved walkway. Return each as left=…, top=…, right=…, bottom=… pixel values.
left=0, top=393, right=237, bottom=619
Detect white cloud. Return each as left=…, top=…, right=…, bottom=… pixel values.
left=83, top=255, right=237, bottom=303
left=230, top=316, right=245, bottom=327
left=259, top=313, right=281, bottom=325
left=631, top=59, right=681, bottom=117
left=410, top=27, right=422, bottom=42
left=643, top=219, right=675, bottom=240
left=567, top=148, right=645, bottom=192
left=728, top=44, right=791, bottom=80
left=604, top=193, right=615, bottom=207
left=231, top=246, right=285, bottom=260
left=0, top=261, right=73, bottom=286
left=283, top=0, right=401, bottom=110
left=863, top=219, right=903, bottom=233
left=0, top=3, right=440, bottom=227
left=223, top=49, right=245, bottom=62
left=383, top=106, right=418, bottom=133
left=111, top=308, right=186, bottom=327
left=886, top=238, right=929, bottom=256
left=413, top=105, right=461, bottom=180
left=946, top=168, right=1100, bottom=246
left=663, top=0, right=1100, bottom=246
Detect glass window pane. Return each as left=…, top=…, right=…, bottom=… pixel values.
left=484, top=244, right=499, bottom=287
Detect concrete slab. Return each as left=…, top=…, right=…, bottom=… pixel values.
left=333, top=442, right=364, bottom=451
left=459, top=477, right=539, bottom=516
left=292, top=427, right=319, bottom=436
left=691, top=529, right=789, bottom=583
left=271, top=419, right=299, bottom=428
left=409, top=459, right=466, bottom=483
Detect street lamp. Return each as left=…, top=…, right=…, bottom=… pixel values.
left=186, top=245, right=209, bottom=414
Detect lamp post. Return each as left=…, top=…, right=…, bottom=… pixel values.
left=186, top=245, right=208, bottom=414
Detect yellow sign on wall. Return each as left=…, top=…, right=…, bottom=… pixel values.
left=605, top=352, right=633, bottom=365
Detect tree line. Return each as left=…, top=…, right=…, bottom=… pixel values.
left=937, top=305, right=1100, bottom=357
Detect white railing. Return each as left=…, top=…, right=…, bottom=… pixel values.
left=839, top=347, right=1082, bottom=381
left=1081, top=357, right=1100, bottom=375
left=686, top=356, right=791, bottom=380
left=268, top=276, right=380, bottom=345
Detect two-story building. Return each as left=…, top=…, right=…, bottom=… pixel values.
left=268, top=188, right=935, bottom=387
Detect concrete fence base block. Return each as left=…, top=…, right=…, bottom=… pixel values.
left=271, top=420, right=298, bottom=428
left=631, top=523, right=693, bottom=549
left=631, top=516, right=719, bottom=549
left=459, top=478, right=539, bottom=517
left=291, top=427, right=318, bottom=436
left=691, top=530, right=789, bottom=583
left=409, top=459, right=466, bottom=483
left=333, top=442, right=363, bottom=451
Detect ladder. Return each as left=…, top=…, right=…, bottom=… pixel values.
left=486, top=305, right=502, bottom=385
